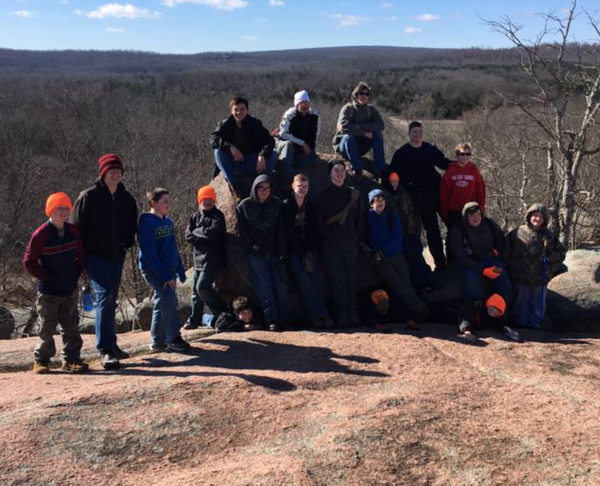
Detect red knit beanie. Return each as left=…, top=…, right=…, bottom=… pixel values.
left=98, top=153, right=124, bottom=178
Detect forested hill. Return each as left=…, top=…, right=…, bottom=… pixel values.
left=0, top=45, right=522, bottom=76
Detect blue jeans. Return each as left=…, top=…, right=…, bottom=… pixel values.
left=141, top=270, right=182, bottom=346
left=85, top=253, right=125, bottom=352
left=512, top=284, right=545, bottom=329
left=249, top=254, right=290, bottom=323
left=460, top=257, right=512, bottom=303
left=338, top=131, right=385, bottom=173
left=288, top=254, right=328, bottom=320
left=275, top=140, right=317, bottom=179
left=214, top=149, right=277, bottom=184
left=190, top=265, right=226, bottom=326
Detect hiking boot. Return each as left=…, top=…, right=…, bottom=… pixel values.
left=113, top=345, right=130, bottom=360
left=151, top=343, right=167, bottom=352
left=268, top=322, right=281, bottom=332
left=406, top=319, right=421, bottom=331
left=183, top=321, right=198, bottom=330
left=348, top=316, right=361, bottom=328
left=375, top=323, right=389, bottom=333
left=100, top=350, right=120, bottom=370
left=503, top=326, right=523, bottom=343
left=167, top=336, right=191, bottom=352
left=62, top=360, right=90, bottom=373
left=33, top=362, right=50, bottom=374
left=322, top=316, right=336, bottom=329
left=311, top=318, right=326, bottom=329
left=352, top=169, right=364, bottom=184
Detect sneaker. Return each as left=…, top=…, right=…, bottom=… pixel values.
left=62, top=360, right=90, bottom=373
left=503, top=326, right=523, bottom=343
left=268, top=322, right=281, bottom=332
left=167, top=336, right=191, bottom=352
left=100, top=350, right=120, bottom=370
left=151, top=343, right=167, bottom=352
left=113, top=345, right=130, bottom=360
left=322, top=316, right=336, bottom=329
left=183, top=321, right=198, bottom=330
left=33, top=362, right=50, bottom=374
left=348, top=317, right=361, bottom=328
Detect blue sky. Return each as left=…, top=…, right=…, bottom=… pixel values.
left=1, top=0, right=598, bottom=53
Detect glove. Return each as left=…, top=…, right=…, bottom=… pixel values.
left=302, top=251, right=314, bottom=274
left=482, top=266, right=503, bottom=280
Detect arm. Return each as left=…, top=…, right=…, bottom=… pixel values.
left=69, top=224, right=85, bottom=274
left=210, top=119, right=232, bottom=150
left=439, top=173, right=451, bottom=222
left=69, top=190, right=89, bottom=241
left=278, top=109, right=305, bottom=146
left=476, top=170, right=486, bottom=215
left=125, top=194, right=138, bottom=249
left=256, top=120, right=275, bottom=158
left=235, top=203, right=254, bottom=252
left=22, top=229, right=48, bottom=281
left=431, top=144, right=453, bottom=171
left=337, top=105, right=365, bottom=137
left=138, top=222, right=172, bottom=284
left=361, top=106, right=385, bottom=133
left=187, top=212, right=226, bottom=247
left=449, top=226, right=484, bottom=273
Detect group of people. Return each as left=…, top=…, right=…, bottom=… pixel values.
left=22, top=83, right=567, bottom=374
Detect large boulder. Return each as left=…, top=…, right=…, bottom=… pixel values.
left=0, top=307, right=15, bottom=340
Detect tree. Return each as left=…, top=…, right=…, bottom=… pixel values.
left=484, top=0, right=600, bottom=248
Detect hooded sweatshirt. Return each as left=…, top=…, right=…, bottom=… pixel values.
left=138, top=213, right=185, bottom=284
left=236, top=175, right=284, bottom=258
left=439, top=161, right=486, bottom=221
left=507, top=203, right=566, bottom=286
left=366, top=207, right=403, bottom=257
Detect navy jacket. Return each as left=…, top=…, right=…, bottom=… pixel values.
left=186, top=207, right=226, bottom=271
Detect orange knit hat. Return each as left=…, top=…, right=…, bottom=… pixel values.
left=45, top=192, right=73, bottom=218
left=371, top=289, right=390, bottom=305
left=197, top=185, right=217, bottom=204
left=485, top=294, right=506, bottom=316
left=388, top=172, right=400, bottom=182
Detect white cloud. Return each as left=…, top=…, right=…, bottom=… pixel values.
left=385, top=16, right=398, bottom=22
left=75, top=3, right=161, bottom=19
left=12, top=10, right=37, bottom=18
left=404, top=26, right=421, bottom=34
left=242, top=35, right=257, bottom=41
left=381, top=2, right=393, bottom=8
left=106, top=27, right=125, bottom=33
left=160, top=0, right=248, bottom=10
left=331, top=13, right=368, bottom=28
left=415, top=13, right=440, bottom=22
left=269, top=0, right=284, bottom=6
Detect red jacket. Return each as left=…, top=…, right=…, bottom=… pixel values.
left=439, top=162, right=486, bottom=221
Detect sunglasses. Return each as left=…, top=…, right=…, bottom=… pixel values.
left=358, top=91, right=370, bottom=96
left=457, top=152, right=472, bottom=156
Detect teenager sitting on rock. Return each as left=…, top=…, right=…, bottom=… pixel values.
left=275, top=90, right=320, bottom=185
left=459, top=293, right=522, bottom=344
left=332, top=82, right=385, bottom=180
left=506, top=204, right=566, bottom=329
left=317, top=160, right=364, bottom=327
left=211, top=96, right=277, bottom=199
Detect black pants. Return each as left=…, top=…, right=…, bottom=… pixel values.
left=413, top=190, right=446, bottom=270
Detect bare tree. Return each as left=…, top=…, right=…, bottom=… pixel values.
left=483, top=0, right=600, bottom=248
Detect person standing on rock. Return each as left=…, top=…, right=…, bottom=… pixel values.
left=236, top=175, right=289, bottom=332
left=23, top=193, right=89, bottom=374
left=275, top=90, right=321, bottom=185
left=332, top=82, right=386, bottom=180
left=317, top=160, right=364, bottom=327
left=389, top=121, right=454, bottom=272
left=281, top=174, right=334, bottom=329
left=70, top=154, right=138, bottom=370
left=506, top=204, right=566, bottom=329
left=211, top=96, right=277, bottom=200
left=184, top=185, right=227, bottom=330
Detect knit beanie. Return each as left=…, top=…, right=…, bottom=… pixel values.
left=294, top=90, right=310, bottom=107
left=388, top=172, right=400, bottom=182
left=485, top=294, right=506, bottom=317
left=368, top=189, right=384, bottom=204
left=328, top=159, right=346, bottom=175
left=98, top=153, right=124, bottom=178
left=45, top=192, right=73, bottom=218
left=197, top=185, right=217, bottom=204
left=371, top=289, right=389, bottom=305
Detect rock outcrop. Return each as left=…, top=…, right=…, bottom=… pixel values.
left=0, top=306, right=15, bottom=340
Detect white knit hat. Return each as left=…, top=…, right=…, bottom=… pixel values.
left=294, top=90, right=311, bottom=107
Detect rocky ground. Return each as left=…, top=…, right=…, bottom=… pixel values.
left=1, top=324, right=600, bottom=486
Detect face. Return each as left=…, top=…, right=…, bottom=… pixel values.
left=356, top=89, right=370, bottom=105
left=371, top=196, right=386, bottom=214
left=238, top=309, right=252, bottom=324
left=456, top=149, right=472, bottom=166
left=467, top=209, right=482, bottom=227
left=50, top=205, right=71, bottom=225
left=375, top=300, right=390, bottom=315
left=104, top=168, right=123, bottom=185
left=151, top=193, right=171, bottom=217
left=292, top=179, right=309, bottom=198
left=296, top=100, right=311, bottom=115
left=487, top=306, right=502, bottom=318
left=330, top=164, right=346, bottom=186
left=256, top=182, right=272, bottom=203
left=200, top=198, right=215, bottom=211
left=231, top=103, right=248, bottom=123
left=529, top=211, right=545, bottom=230
left=389, top=178, right=399, bottom=190
left=409, top=127, right=424, bottom=145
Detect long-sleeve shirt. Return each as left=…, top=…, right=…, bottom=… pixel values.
left=389, top=142, right=453, bottom=193
left=439, top=162, right=486, bottom=221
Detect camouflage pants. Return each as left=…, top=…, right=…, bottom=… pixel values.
left=34, top=291, right=83, bottom=364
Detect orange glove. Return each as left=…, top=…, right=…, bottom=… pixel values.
left=483, top=266, right=503, bottom=279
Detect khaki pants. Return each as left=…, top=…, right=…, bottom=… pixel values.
left=34, top=290, right=83, bottom=364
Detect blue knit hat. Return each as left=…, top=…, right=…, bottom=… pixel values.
left=368, top=189, right=384, bottom=204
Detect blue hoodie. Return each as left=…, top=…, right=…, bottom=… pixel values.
left=138, top=213, right=185, bottom=284
left=367, top=207, right=403, bottom=257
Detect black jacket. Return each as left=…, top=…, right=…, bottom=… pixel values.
left=185, top=207, right=226, bottom=271
left=211, top=114, right=275, bottom=157
left=389, top=142, right=453, bottom=192
left=70, top=179, right=138, bottom=259
left=281, top=197, right=320, bottom=257
left=316, top=183, right=364, bottom=250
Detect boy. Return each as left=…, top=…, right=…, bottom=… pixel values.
left=363, top=289, right=416, bottom=333
left=332, top=82, right=385, bottom=179
left=138, top=188, right=190, bottom=353
left=440, top=143, right=486, bottom=228
left=211, top=96, right=277, bottom=199
left=23, top=192, right=89, bottom=374
left=281, top=174, right=334, bottom=329
left=231, top=295, right=263, bottom=331
left=362, top=189, right=430, bottom=328
left=184, top=185, right=227, bottom=330
left=507, top=204, right=566, bottom=329
left=275, top=90, right=321, bottom=182
left=459, top=293, right=522, bottom=344
left=236, top=175, right=289, bottom=332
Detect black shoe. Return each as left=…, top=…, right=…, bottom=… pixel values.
left=151, top=343, right=167, bottom=352
left=183, top=321, right=198, bottom=330
left=113, top=345, right=130, bottom=360
left=100, top=350, right=120, bottom=370
left=267, top=321, right=281, bottom=332
left=167, top=336, right=191, bottom=352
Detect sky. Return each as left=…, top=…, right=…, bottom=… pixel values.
left=1, top=0, right=598, bottom=54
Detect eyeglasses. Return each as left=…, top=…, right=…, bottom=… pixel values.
left=457, top=152, right=472, bottom=156
left=358, top=91, right=370, bottom=96
left=257, top=185, right=272, bottom=191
